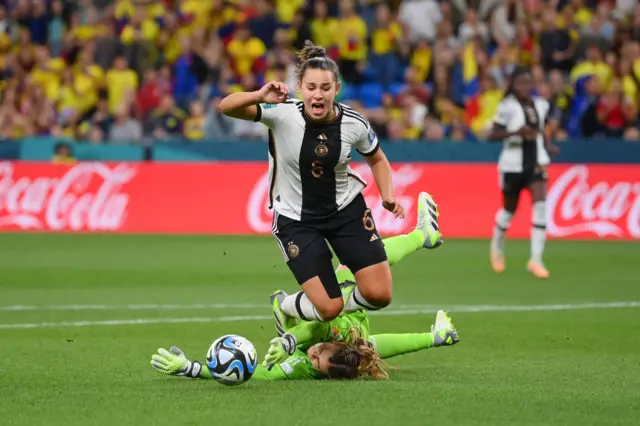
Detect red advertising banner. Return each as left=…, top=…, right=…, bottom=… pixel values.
left=0, top=161, right=638, bottom=239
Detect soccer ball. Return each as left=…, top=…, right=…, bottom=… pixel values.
left=206, top=334, right=258, bottom=385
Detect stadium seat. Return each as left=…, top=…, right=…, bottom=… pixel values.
left=358, top=83, right=384, bottom=108
left=339, top=84, right=356, bottom=101
left=389, top=82, right=405, bottom=98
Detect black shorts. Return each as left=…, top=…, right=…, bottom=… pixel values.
left=500, top=167, right=547, bottom=198
left=272, top=194, right=387, bottom=291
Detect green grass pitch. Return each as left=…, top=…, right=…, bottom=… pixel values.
left=1, top=234, right=639, bottom=426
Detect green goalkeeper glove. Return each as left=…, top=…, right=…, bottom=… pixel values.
left=262, top=333, right=297, bottom=370
left=150, top=346, right=203, bottom=378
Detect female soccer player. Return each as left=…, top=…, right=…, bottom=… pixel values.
left=487, top=66, right=559, bottom=279
left=218, top=40, right=442, bottom=322
left=150, top=309, right=458, bottom=381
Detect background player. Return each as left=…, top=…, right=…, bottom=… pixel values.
left=487, top=66, right=559, bottom=279
left=219, top=41, right=440, bottom=323
left=150, top=309, right=459, bottom=381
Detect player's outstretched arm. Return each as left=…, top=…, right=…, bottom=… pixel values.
left=218, top=81, right=289, bottom=121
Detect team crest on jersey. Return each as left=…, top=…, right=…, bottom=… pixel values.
left=287, top=242, right=299, bottom=258
left=315, top=142, right=328, bottom=157
left=368, top=128, right=376, bottom=145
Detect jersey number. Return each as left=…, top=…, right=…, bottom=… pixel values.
left=312, top=161, right=323, bottom=178
left=362, top=208, right=375, bottom=231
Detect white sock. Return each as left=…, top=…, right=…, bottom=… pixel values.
left=491, top=208, right=514, bottom=252
left=343, top=286, right=383, bottom=313
left=531, top=201, right=547, bottom=263
left=281, top=291, right=325, bottom=321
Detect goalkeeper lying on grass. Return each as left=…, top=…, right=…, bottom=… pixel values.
left=150, top=198, right=458, bottom=380
left=151, top=306, right=458, bottom=380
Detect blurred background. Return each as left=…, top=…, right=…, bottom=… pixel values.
left=0, top=0, right=638, bottom=155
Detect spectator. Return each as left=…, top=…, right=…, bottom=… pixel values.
left=48, top=1, right=66, bottom=57
left=336, top=0, right=367, bottom=84
left=466, top=74, right=503, bottom=139
left=370, top=3, right=403, bottom=87
left=309, top=1, right=339, bottom=60
left=183, top=101, right=206, bottom=141
left=399, top=0, right=443, bottom=43
left=90, top=98, right=113, bottom=136
left=490, top=0, right=524, bottom=45
left=570, top=44, right=613, bottom=91
left=149, top=94, right=185, bottom=139
left=136, top=69, right=162, bottom=120
left=248, top=0, right=280, bottom=50
left=109, top=105, right=142, bottom=143
left=596, top=78, right=636, bottom=137
left=539, top=8, right=578, bottom=72
left=458, top=9, right=490, bottom=45
left=106, top=56, right=138, bottom=114
left=227, top=26, right=267, bottom=79
left=88, top=124, right=105, bottom=144
left=0, top=6, right=12, bottom=36
left=52, top=142, right=76, bottom=165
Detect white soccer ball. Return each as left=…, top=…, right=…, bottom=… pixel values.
left=206, top=334, right=258, bottom=385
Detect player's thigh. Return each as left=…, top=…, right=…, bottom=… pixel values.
left=526, top=168, right=547, bottom=202
left=295, top=246, right=343, bottom=320
left=326, top=196, right=391, bottom=305
left=500, top=171, right=524, bottom=212
left=273, top=215, right=343, bottom=319
left=326, top=195, right=388, bottom=275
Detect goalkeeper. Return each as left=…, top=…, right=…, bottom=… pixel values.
left=150, top=193, right=459, bottom=380
left=151, top=306, right=458, bottom=380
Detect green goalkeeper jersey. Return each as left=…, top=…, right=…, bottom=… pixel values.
left=251, top=349, right=323, bottom=380
left=250, top=310, right=371, bottom=380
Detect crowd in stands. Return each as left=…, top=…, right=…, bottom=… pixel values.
left=0, top=0, right=639, bottom=144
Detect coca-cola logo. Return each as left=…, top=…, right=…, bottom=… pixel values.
left=246, top=164, right=423, bottom=233
left=0, top=162, right=136, bottom=231
left=547, top=164, right=640, bottom=238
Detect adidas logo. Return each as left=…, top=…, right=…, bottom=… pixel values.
left=317, top=133, right=327, bottom=141
left=370, top=234, right=379, bottom=242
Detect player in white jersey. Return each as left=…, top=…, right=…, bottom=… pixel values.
left=219, top=40, right=443, bottom=321
left=487, top=66, right=559, bottom=279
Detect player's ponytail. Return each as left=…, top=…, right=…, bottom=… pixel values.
left=296, top=40, right=340, bottom=82
left=327, top=328, right=389, bottom=380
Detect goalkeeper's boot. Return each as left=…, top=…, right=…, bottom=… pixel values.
left=416, top=192, right=443, bottom=249
left=490, top=248, right=505, bottom=273
left=526, top=259, right=550, bottom=279
left=271, top=290, right=296, bottom=336
left=431, top=310, right=459, bottom=347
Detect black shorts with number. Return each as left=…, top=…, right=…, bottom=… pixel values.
left=500, top=167, right=547, bottom=198
left=272, top=194, right=387, bottom=298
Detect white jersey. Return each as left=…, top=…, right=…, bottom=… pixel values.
left=255, top=99, right=379, bottom=222
left=493, top=94, right=551, bottom=173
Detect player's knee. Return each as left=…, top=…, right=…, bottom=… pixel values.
left=359, top=282, right=392, bottom=308
left=316, top=299, right=343, bottom=321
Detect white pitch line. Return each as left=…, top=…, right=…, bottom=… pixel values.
left=0, top=301, right=638, bottom=330
left=0, top=303, right=267, bottom=312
